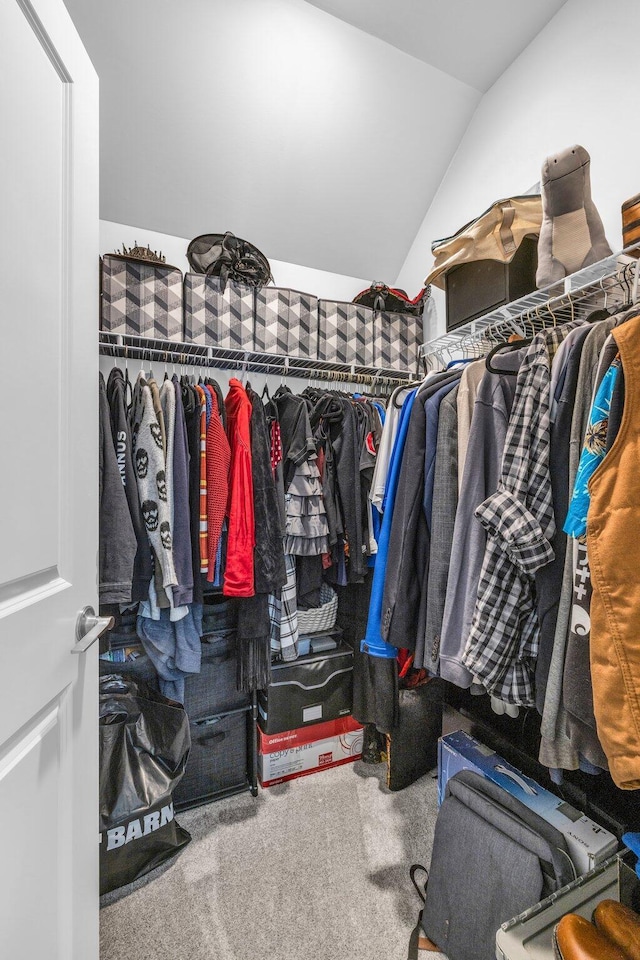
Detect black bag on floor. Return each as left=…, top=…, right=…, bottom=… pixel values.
left=99, top=675, right=192, bottom=895
left=386, top=678, right=445, bottom=791
left=408, top=770, right=576, bottom=960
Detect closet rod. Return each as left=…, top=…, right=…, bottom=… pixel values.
left=98, top=333, right=413, bottom=389
left=421, top=246, right=640, bottom=369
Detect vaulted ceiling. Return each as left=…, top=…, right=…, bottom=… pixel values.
left=65, top=0, right=566, bottom=282
left=304, top=0, right=568, bottom=93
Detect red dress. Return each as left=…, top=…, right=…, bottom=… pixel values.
left=223, top=379, right=255, bottom=597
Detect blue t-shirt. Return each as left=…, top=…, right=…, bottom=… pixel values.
left=564, top=356, right=621, bottom=539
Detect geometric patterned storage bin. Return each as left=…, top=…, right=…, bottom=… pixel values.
left=317, top=300, right=374, bottom=366
left=100, top=255, right=183, bottom=340
left=373, top=310, right=421, bottom=372
left=254, top=287, right=318, bottom=358
left=183, top=274, right=255, bottom=349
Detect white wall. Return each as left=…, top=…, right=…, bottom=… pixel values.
left=396, top=0, right=640, bottom=335
left=100, top=220, right=371, bottom=302
left=69, top=0, right=480, bottom=281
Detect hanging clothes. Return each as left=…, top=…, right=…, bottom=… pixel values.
left=455, top=358, right=486, bottom=491
left=439, top=348, right=524, bottom=687
left=564, top=356, right=621, bottom=539
left=587, top=312, right=640, bottom=789
left=420, top=382, right=459, bottom=674
left=204, top=382, right=230, bottom=582
left=130, top=372, right=178, bottom=594
left=539, top=315, right=618, bottom=770
left=171, top=377, right=194, bottom=607
left=223, top=378, right=255, bottom=598
left=247, top=386, right=287, bottom=596
left=105, top=367, right=153, bottom=602
left=533, top=324, right=593, bottom=716
left=462, top=324, right=581, bottom=706
left=357, top=388, right=417, bottom=732
left=181, top=382, right=205, bottom=606
left=370, top=384, right=414, bottom=513
left=195, top=384, right=209, bottom=576
left=99, top=372, right=137, bottom=605
left=382, top=370, right=461, bottom=652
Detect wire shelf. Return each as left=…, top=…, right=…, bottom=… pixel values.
left=98, top=332, right=415, bottom=389
left=420, top=246, right=640, bottom=368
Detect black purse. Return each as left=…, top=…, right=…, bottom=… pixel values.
left=186, top=231, right=272, bottom=291
left=352, top=282, right=429, bottom=317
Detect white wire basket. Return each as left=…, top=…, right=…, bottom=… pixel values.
left=297, top=583, right=338, bottom=635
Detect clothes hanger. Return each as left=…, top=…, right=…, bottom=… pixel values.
left=485, top=337, right=531, bottom=375
left=567, top=289, right=575, bottom=324
left=391, top=376, right=426, bottom=408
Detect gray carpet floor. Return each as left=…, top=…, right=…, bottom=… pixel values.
left=100, top=760, right=445, bottom=960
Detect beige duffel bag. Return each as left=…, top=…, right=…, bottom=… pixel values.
left=425, top=195, right=542, bottom=289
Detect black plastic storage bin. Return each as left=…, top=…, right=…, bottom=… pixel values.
left=173, top=707, right=251, bottom=810
left=445, top=235, right=538, bottom=331
left=258, top=643, right=353, bottom=734
left=183, top=632, right=250, bottom=721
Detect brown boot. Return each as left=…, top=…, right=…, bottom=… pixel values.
left=553, top=914, right=627, bottom=960
left=594, top=900, right=640, bottom=960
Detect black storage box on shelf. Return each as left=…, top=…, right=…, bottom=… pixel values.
left=183, top=631, right=249, bottom=721
left=258, top=642, right=353, bottom=735
left=173, top=708, right=250, bottom=810
left=444, top=235, right=538, bottom=331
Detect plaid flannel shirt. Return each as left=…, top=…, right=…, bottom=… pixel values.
left=269, top=553, right=299, bottom=662
left=462, top=323, right=581, bottom=705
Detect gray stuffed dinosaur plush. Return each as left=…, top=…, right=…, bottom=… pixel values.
left=536, top=144, right=612, bottom=288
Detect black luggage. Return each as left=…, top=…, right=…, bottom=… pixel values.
left=409, top=770, right=576, bottom=960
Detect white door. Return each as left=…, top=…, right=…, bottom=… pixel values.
left=0, top=1, right=99, bottom=958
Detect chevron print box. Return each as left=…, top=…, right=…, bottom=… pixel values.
left=318, top=301, right=374, bottom=366
left=100, top=255, right=183, bottom=340
left=184, top=274, right=255, bottom=349
left=374, top=311, right=421, bottom=372
left=255, top=287, right=318, bottom=358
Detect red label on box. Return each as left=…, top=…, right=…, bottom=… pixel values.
left=258, top=715, right=362, bottom=754
left=318, top=752, right=333, bottom=766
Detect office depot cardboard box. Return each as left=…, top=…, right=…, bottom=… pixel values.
left=439, top=730, right=618, bottom=876
left=258, top=716, right=363, bottom=788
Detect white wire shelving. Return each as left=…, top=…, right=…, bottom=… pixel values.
left=420, top=246, right=640, bottom=369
